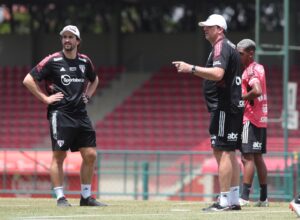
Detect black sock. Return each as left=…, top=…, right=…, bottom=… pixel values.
left=260, top=184, right=267, bottom=201
left=241, top=183, right=251, bottom=200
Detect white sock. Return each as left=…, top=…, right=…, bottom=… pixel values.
left=81, top=184, right=91, bottom=199
left=220, top=191, right=230, bottom=207
left=229, top=186, right=240, bottom=205
left=53, top=186, right=64, bottom=200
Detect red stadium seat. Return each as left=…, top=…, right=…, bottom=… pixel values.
left=94, top=65, right=300, bottom=151
left=95, top=67, right=207, bottom=151
left=0, top=65, right=124, bottom=149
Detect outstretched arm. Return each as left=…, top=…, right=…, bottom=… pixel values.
left=23, top=73, right=64, bottom=105
left=172, top=61, right=224, bottom=81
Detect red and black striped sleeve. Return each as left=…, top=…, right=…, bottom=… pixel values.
left=30, top=52, right=60, bottom=81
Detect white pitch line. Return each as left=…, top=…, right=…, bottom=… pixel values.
left=176, top=202, right=199, bottom=205
left=203, top=210, right=290, bottom=215
left=170, top=209, right=191, bottom=212
left=19, top=209, right=291, bottom=219
left=0, top=205, right=30, bottom=207
left=20, top=213, right=172, bottom=219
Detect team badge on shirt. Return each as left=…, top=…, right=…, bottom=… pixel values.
left=79, top=65, right=86, bottom=74
left=57, top=140, right=64, bottom=147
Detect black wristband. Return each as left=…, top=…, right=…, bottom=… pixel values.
left=191, top=65, right=196, bottom=74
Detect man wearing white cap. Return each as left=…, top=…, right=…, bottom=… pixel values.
left=173, top=14, right=243, bottom=211
left=23, top=25, right=106, bottom=207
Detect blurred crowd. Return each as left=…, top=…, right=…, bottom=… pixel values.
left=0, top=1, right=284, bottom=35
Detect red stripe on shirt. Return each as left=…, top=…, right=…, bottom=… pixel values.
left=78, top=53, right=95, bottom=71
left=36, top=52, right=61, bottom=72
left=213, top=40, right=223, bottom=58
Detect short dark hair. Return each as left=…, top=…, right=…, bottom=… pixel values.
left=237, top=39, right=256, bottom=52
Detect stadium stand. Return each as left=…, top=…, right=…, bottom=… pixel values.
left=97, top=66, right=125, bottom=91
left=0, top=65, right=299, bottom=151
left=0, top=65, right=48, bottom=148
left=265, top=65, right=300, bottom=151
left=95, top=65, right=300, bottom=152
left=96, top=66, right=209, bottom=150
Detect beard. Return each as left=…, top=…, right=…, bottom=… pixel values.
left=63, top=43, right=75, bottom=52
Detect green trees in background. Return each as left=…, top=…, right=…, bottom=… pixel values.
left=0, top=0, right=285, bottom=35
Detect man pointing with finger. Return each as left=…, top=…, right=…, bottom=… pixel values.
left=173, top=14, right=243, bottom=211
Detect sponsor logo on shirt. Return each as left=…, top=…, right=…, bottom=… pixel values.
left=60, top=67, right=66, bottom=72
left=235, top=76, right=242, bottom=85
left=253, top=141, right=262, bottom=150
left=213, top=60, right=221, bottom=66
left=69, top=67, right=77, bottom=71
left=61, top=74, right=84, bottom=86
left=238, top=100, right=245, bottom=107
left=227, top=132, right=238, bottom=141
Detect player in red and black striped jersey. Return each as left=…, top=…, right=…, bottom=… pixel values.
left=237, top=39, right=268, bottom=207
left=203, top=37, right=243, bottom=114
left=23, top=25, right=106, bottom=207
left=173, top=14, right=243, bottom=211
left=30, top=51, right=96, bottom=117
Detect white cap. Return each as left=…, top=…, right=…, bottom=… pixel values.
left=60, top=25, right=80, bottom=39
left=198, top=14, right=227, bottom=31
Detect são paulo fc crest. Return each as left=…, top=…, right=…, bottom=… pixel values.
left=57, top=140, right=64, bottom=147
left=79, top=65, right=86, bottom=74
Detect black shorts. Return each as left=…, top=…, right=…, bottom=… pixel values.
left=241, top=121, right=267, bottom=154
left=209, top=110, right=243, bottom=151
left=49, top=110, right=96, bottom=152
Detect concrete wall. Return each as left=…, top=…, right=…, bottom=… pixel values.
left=0, top=32, right=288, bottom=71
left=121, top=33, right=203, bottom=72
left=0, top=35, right=32, bottom=66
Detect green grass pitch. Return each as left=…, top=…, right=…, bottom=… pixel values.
left=0, top=198, right=297, bottom=220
